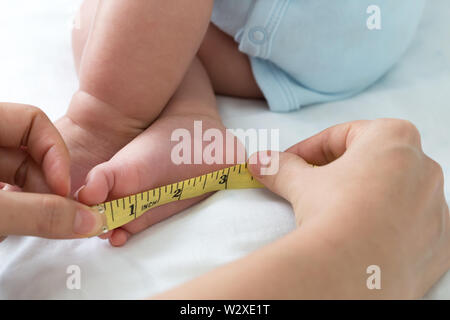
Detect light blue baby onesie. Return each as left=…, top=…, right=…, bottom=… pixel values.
left=212, top=0, right=425, bottom=112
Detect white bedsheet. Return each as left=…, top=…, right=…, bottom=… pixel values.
left=0, top=0, right=449, bottom=299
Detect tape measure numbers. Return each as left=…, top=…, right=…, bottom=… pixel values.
left=93, top=163, right=264, bottom=231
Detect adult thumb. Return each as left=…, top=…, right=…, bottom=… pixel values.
left=248, top=151, right=312, bottom=203
left=0, top=191, right=106, bottom=239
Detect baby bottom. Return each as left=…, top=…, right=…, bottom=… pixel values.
left=212, top=0, right=426, bottom=112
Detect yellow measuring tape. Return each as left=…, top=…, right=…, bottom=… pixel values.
left=93, top=163, right=264, bottom=232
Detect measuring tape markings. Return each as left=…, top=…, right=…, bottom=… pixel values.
left=94, top=163, right=264, bottom=231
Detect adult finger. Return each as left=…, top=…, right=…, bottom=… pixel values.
left=0, top=103, right=70, bottom=196
left=248, top=151, right=312, bottom=203
left=247, top=121, right=369, bottom=202
left=0, top=147, right=51, bottom=193
left=285, top=120, right=369, bottom=166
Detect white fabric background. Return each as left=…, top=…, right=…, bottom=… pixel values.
left=0, top=0, right=449, bottom=299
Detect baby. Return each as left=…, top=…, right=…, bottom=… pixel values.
left=53, top=0, right=424, bottom=246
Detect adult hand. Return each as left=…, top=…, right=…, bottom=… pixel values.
left=155, top=119, right=449, bottom=299
left=0, top=103, right=105, bottom=242
left=248, top=119, right=449, bottom=298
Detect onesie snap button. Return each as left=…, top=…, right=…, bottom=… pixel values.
left=248, top=27, right=267, bottom=45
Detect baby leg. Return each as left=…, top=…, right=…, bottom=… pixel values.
left=58, top=0, right=215, bottom=192
left=198, top=23, right=263, bottom=99
left=77, top=57, right=243, bottom=246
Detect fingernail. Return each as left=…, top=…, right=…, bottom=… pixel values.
left=259, top=151, right=272, bottom=166
left=248, top=153, right=257, bottom=164
left=248, top=152, right=272, bottom=177
left=73, top=209, right=103, bottom=236
left=74, top=185, right=85, bottom=201
left=247, top=153, right=261, bottom=176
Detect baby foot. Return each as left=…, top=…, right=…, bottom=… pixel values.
left=77, top=109, right=243, bottom=246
